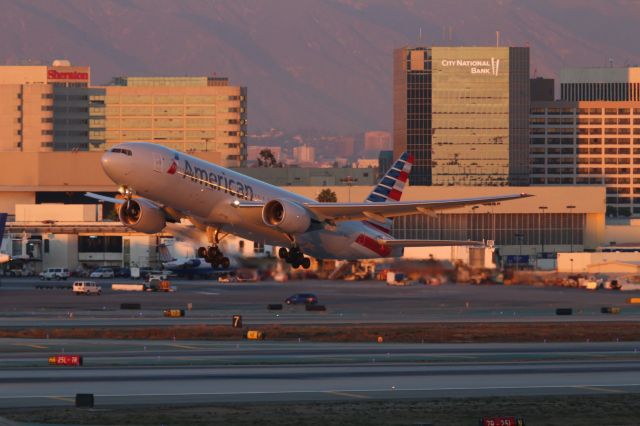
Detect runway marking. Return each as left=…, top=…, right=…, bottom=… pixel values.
left=46, top=396, right=74, bottom=403
left=169, top=344, right=201, bottom=350
left=195, top=292, right=220, bottom=296
left=325, top=390, right=370, bottom=399
left=3, top=384, right=640, bottom=401
left=13, top=343, right=48, bottom=349
left=577, top=385, right=626, bottom=394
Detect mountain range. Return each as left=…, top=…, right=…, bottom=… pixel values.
left=2, top=0, right=639, bottom=134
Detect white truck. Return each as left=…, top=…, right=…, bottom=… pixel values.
left=73, top=281, right=102, bottom=295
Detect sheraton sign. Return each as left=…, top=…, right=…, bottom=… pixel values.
left=47, top=68, right=89, bottom=81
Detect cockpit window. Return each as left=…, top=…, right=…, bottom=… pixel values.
left=110, top=148, right=133, bottom=156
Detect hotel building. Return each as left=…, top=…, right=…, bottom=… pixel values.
left=0, top=62, right=247, bottom=167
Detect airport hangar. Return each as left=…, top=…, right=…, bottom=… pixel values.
left=0, top=150, right=628, bottom=273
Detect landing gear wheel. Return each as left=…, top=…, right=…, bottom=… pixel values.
left=301, top=257, right=311, bottom=269
left=221, top=257, right=230, bottom=269
left=207, top=246, right=220, bottom=259
left=197, top=247, right=207, bottom=258
left=278, top=247, right=289, bottom=259
left=291, top=261, right=301, bottom=269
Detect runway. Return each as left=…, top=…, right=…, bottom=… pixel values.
left=1, top=340, right=640, bottom=408
left=1, top=278, right=640, bottom=327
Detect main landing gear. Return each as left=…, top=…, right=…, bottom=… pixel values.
left=279, top=246, right=311, bottom=269
left=197, top=245, right=230, bottom=269
left=197, top=226, right=230, bottom=269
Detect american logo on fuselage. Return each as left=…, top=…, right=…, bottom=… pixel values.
left=166, top=153, right=179, bottom=175
left=180, top=160, right=254, bottom=200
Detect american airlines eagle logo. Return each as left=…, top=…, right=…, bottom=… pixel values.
left=167, top=153, right=179, bottom=175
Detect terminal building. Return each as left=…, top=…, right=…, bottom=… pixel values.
left=393, top=46, right=530, bottom=186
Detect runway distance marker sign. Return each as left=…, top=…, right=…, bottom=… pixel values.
left=479, top=417, right=524, bottom=426
left=48, top=355, right=83, bottom=366
left=232, top=315, right=242, bottom=328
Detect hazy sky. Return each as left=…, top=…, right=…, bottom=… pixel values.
left=2, top=0, right=639, bottom=133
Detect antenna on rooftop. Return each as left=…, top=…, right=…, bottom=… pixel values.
left=419, top=27, right=422, bottom=42
left=496, top=31, right=500, bottom=47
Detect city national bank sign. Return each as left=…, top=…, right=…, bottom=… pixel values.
left=46, top=67, right=90, bottom=83
left=441, top=58, right=500, bottom=76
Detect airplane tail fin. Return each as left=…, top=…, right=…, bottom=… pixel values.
left=362, top=152, right=413, bottom=234
left=158, top=244, right=174, bottom=263
left=0, top=213, right=7, bottom=248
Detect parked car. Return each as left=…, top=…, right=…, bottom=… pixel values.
left=72, top=281, right=102, bottom=295
left=113, top=267, right=131, bottom=278
left=39, top=268, right=70, bottom=281
left=90, top=267, right=115, bottom=278
left=285, top=293, right=318, bottom=305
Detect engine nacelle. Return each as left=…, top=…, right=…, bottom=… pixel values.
left=118, top=198, right=166, bottom=234
left=262, top=199, right=311, bottom=234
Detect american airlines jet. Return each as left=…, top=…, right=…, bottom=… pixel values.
left=88, top=143, right=530, bottom=269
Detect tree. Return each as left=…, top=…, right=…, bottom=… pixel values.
left=257, top=148, right=279, bottom=167
left=317, top=188, right=337, bottom=203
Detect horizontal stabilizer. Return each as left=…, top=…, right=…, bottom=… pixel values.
left=378, top=239, right=484, bottom=248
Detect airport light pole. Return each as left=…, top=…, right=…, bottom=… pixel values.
left=340, top=176, right=358, bottom=202
left=470, top=205, right=479, bottom=240
left=566, top=205, right=576, bottom=252
left=514, top=232, right=524, bottom=270
left=538, top=206, right=548, bottom=259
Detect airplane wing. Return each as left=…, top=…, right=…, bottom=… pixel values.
left=85, top=192, right=125, bottom=204
left=378, top=239, right=483, bottom=247
left=302, top=193, right=531, bottom=222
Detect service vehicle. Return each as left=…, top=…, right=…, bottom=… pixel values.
left=39, top=268, right=70, bottom=281
left=72, top=281, right=102, bottom=295
left=285, top=293, right=318, bottom=305
left=386, top=271, right=410, bottom=286
left=148, top=278, right=172, bottom=292
left=90, top=267, right=115, bottom=278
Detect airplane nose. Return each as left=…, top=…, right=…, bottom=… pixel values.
left=101, top=150, right=131, bottom=182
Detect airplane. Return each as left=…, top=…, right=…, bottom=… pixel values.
left=87, top=142, right=531, bottom=269
left=157, top=243, right=219, bottom=278
left=0, top=213, right=9, bottom=264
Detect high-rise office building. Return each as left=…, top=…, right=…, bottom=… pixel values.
left=393, top=46, right=530, bottom=186
left=89, top=76, right=247, bottom=167
left=531, top=67, right=640, bottom=216
left=560, top=68, right=640, bottom=101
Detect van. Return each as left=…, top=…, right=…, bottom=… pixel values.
left=73, top=281, right=102, bottom=295
left=39, top=268, right=70, bottom=281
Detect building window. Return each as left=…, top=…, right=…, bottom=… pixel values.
left=78, top=236, right=123, bottom=253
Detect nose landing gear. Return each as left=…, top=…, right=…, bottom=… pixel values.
left=279, top=246, right=311, bottom=269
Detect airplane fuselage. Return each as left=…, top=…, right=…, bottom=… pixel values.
left=102, top=143, right=402, bottom=260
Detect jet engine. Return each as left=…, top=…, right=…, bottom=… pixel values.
left=118, top=198, right=166, bottom=234
left=262, top=199, right=311, bottom=234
